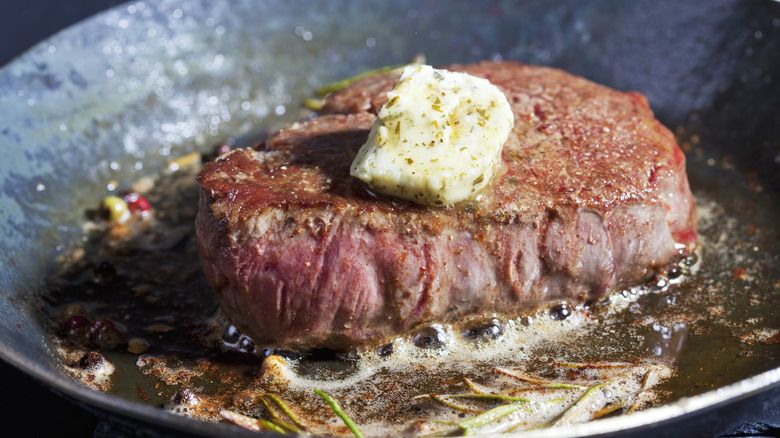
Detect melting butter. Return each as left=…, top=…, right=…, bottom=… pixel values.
left=350, top=64, right=514, bottom=206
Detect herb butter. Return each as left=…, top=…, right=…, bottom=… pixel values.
left=350, top=64, right=513, bottom=206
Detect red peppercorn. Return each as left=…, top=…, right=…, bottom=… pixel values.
left=90, top=318, right=116, bottom=338
left=62, top=315, right=91, bottom=332
left=89, top=318, right=124, bottom=349
left=123, top=192, right=151, bottom=217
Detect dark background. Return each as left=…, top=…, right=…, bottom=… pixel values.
left=1, top=1, right=779, bottom=437
left=1, top=0, right=122, bottom=67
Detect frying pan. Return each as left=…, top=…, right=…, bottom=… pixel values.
left=1, top=0, right=779, bottom=436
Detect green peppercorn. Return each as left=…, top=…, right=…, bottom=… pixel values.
left=101, top=196, right=130, bottom=224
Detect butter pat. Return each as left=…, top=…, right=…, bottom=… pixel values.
left=350, top=64, right=513, bottom=206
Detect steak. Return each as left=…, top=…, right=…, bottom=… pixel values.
left=197, top=61, right=697, bottom=348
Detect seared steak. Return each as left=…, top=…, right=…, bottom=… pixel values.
left=197, top=61, right=697, bottom=348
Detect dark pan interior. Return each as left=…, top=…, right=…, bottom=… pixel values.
left=0, top=0, right=778, bottom=436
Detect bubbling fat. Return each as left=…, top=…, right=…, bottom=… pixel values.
left=213, top=272, right=686, bottom=437
left=217, top=251, right=696, bottom=390
left=235, top=252, right=697, bottom=391
left=286, top=307, right=595, bottom=392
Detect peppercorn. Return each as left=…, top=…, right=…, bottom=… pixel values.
left=100, top=196, right=130, bottom=224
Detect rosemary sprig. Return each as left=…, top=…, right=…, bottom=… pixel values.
left=314, top=388, right=364, bottom=438
left=315, top=54, right=427, bottom=96
left=548, top=366, right=648, bottom=427
left=415, top=392, right=530, bottom=415
left=415, top=391, right=535, bottom=435
left=230, top=362, right=665, bottom=436
left=316, top=64, right=405, bottom=95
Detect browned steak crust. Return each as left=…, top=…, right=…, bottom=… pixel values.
left=197, top=61, right=697, bottom=348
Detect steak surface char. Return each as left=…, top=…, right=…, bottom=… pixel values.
left=197, top=61, right=697, bottom=348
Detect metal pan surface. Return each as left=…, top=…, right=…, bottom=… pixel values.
left=0, top=0, right=779, bottom=436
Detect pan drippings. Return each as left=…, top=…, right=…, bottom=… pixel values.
left=42, top=141, right=780, bottom=437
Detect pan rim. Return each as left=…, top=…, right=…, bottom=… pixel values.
left=0, top=339, right=261, bottom=437
left=2, top=337, right=779, bottom=437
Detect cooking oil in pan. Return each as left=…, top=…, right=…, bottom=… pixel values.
left=42, top=139, right=780, bottom=436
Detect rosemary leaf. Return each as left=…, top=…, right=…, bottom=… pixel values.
left=550, top=382, right=604, bottom=427
left=504, top=400, right=566, bottom=433
left=271, top=418, right=302, bottom=434
left=507, top=383, right=587, bottom=393
left=553, top=361, right=634, bottom=369
left=429, top=420, right=458, bottom=426
left=428, top=394, right=484, bottom=414
left=408, top=421, right=460, bottom=438
left=260, top=419, right=288, bottom=434
left=259, top=395, right=281, bottom=421
left=591, top=401, right=626, bottom=419
left=265, top=393, right=306, bottom=429
left=316, top=64, right=408, bottom=96
left=462, top=378, right=488, bottom=395
left=314, top=388, right=364, bottom=438
left=495, top=367, right=587, bottom=392
left=494, top=367, right=564, bottom=385
left=458, top=403, right=526, bottom=433
left=303, top=98, right=325, bottom=111
left=544, top=383, right=587, bottom=390
left=258, top=394, right=302, bottom=433
left=446, top=394, right=529, bottom=404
